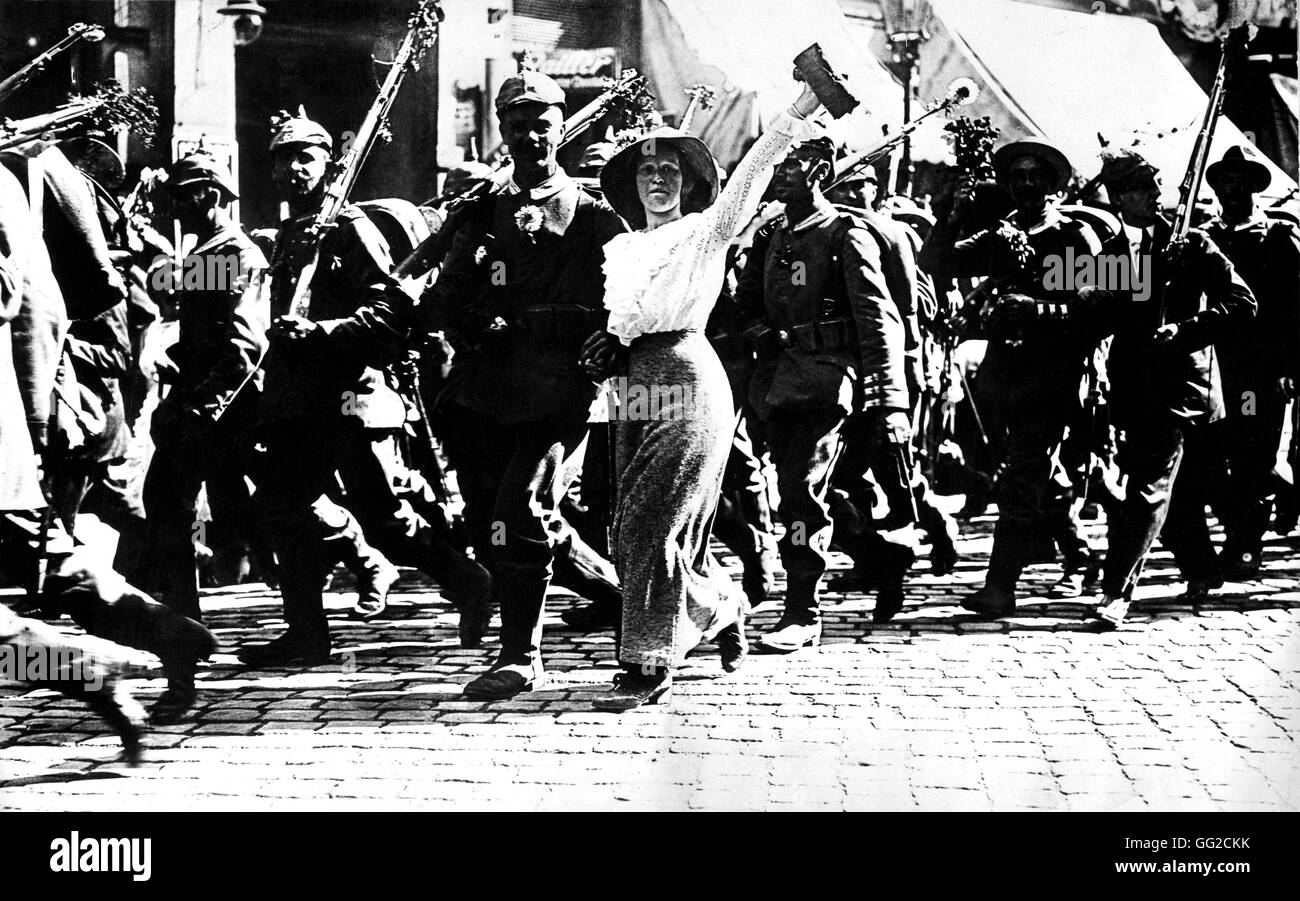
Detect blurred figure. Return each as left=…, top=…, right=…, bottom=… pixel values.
left=1203, top=146, right=1299, bottom=578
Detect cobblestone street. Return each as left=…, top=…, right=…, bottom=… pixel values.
left=3, top=509, right=1297, bottom=812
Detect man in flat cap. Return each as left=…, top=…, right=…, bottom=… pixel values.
left=1088, top=150, right=1255, bottom=628
left=138, top=154, right=267, bottom=612
left=920, top=138, right=1105, bottom=616
left=422, top=71, right=627, bottom=697
left=1202, top=146, right=1298, bottom=578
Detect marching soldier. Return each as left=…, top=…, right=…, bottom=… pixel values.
left=237, top=111, right=417, bottom=666
left=737, top=136, right=916, bottom=647
left=828, top=166, right=961, bottom=583
left=422, top=71, right=627, bottom=698
left=920, top=139, right=1104, bottom=617
left=1, top=150, right=214, bottom=732
left=137, top=152, right=268, bottom=628
left=1090, top=151, right=1256, bottom=628
left=1202, top=146, right=1299, bottom=578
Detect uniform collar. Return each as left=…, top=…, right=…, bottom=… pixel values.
left=505, top=170, right=579, bottom=236
left=506, top=169, right=572, bottom=203
left=190, top=222, right=243, bottom=256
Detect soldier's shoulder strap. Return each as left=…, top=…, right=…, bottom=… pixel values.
left=831, top=208, right=890, bottom=259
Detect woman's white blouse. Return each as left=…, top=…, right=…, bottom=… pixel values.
left=602, top=109, right=816, bottom=345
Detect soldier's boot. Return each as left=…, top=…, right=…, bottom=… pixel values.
left=405, top=528, right=493, bottom=647
left=826, top=491, right=879, bottom=591
left=239, top=533, right=333, bottom=668
left=916, top=481, right=960, bottom=576
left=44, top=677, right=147, bottom=766
left=962, top=521, right=1030, bottom=618
left=464, top=566, right=548, bottom=699
left=44, top=554, right=218, bottom=725
left=555, top=532, right=622, bottom=632
left=16, top=607, right=147, bottom=766
left=869, top=530, right=918, bottom=624
left=708, top=492, right=776, bottom=611
left=958, top=471, right=994, bottom=519
left=329, top=513, right=400, bottom=622
left=1047, top=506, right=1097, bottom=599
left=758, top=573, right=823, bottom=654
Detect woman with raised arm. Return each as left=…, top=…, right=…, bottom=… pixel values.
left=581, top=83, right=821, bottom=710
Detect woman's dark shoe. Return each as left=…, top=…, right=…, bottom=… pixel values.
left=716, top=615, right=748, bottom=673
left=593, top=667, right=671, bottom=711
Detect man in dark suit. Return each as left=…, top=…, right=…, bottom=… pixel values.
left=1090, top=151, right=1256, bottom=628
left=1203, top=146, right=1298, bottom=578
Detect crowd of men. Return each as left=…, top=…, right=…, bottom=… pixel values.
left=1, top=66, right=1296, bottom=761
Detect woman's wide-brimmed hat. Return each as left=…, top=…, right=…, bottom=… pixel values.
left=600, top=126, right=720, bottom=228
left=992, top=138, right=1073, bottom=194
left=1206, top=145, right=1271, bottom=193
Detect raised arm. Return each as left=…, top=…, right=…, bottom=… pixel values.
left=707, top=87, right=820, bottom=243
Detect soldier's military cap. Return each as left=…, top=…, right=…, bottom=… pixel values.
left=495, top=71, right=567, bottom=113
left=268, top=107, right=332, bottom=153
left=165, top=151, right=239, bottom=201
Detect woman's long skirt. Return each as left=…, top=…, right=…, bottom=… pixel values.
left=612, top=329, right=742, bottom=669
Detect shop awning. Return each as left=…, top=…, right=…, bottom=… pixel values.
left=918, top=0, right=1297, bottom=201
left=639, top=0, right=906, bottom=170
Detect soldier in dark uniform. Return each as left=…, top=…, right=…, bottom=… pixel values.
left=237, top=112, right=417, bottom=666
left=423, top=72, right=626, bottom=698
left=1090, top=151, right=1256, bottom=628
left=137, top=152, right=267, bottom=634
left=737, top=136, right=915, bottom=648
left=920, top=139, right=1104, bottom=617
left=1203, top=146, right=1299, bottom=578
left=827, top=166, right=961, bottom=584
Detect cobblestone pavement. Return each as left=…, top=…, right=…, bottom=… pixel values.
left=2, top=506, right=1297, bottom=811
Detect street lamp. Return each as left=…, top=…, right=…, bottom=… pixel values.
left=880, top=0, right=933, bottom=195
left=218, top=0, right=267, bottom=47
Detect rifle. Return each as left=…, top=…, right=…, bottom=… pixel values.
left=280, top=0, right=444, bottom=320
left=394, top=69, right=656, bottom=279
left=825, top=77, right=979, bottom=194
left=210, top=1, right=444, bottom=423
left=0, top=80, right=156, bottom=152
left=391, top=350, right=463, bottom=534
left=1157, top=22, right=1254, bottom=327
left=0, top=23, right=106, bottom=107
